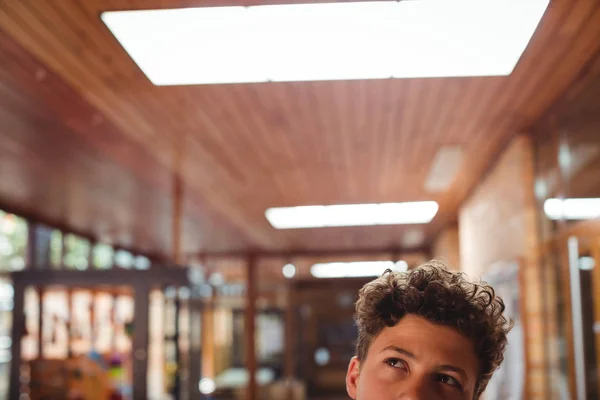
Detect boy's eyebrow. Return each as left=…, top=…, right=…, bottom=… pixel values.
left=379, top=345, right=416, bottom=359
left=438, top=365, right=469, bottom=383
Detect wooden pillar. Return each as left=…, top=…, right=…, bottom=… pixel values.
left=37, top=287, right=44, bottom=358
left=67, top=289, right=74, bottom=357
left=284, top=283, right=295, bottom=380
left=284, top=282, right=296, bottom=400
left=173, top=297, right=181, bottom=400
left=9, top=281, right=25, bottom=399
left=112, top=295, right=119, bottom=352
left=188, top=300, right=202, bottom=397
left=200, top=301, right=215, bottom=379
left=245, top=255, right=258, bottom=400
left=132, top=282, right=150, bottom=400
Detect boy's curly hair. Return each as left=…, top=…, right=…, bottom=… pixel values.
left=354, top=260, right=512, bottom=399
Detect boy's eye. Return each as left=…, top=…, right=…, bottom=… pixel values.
left=384, top=358, right=407, bottom=369
left=436, top=374, right=464, bottom=391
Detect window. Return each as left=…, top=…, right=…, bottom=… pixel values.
left=63, top=234, right=91, bottom=270
left=93, top=243, right=114, bottom=269
left=0, top=210, right=28, bottom=271
left=49, top=230, right=63, bottom=268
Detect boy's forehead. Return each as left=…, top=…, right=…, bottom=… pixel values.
left=368, top=314, right=477, bottom=364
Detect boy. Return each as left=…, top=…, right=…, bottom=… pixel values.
left=346, top=260, right=512, bottom=399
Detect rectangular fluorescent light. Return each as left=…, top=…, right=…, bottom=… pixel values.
left=425, top=146, right=464, bottom=192
left=544, top=198, right=600, bottom=220
left=265, top=201, right=439, bottom=229
left=101, top=0, right=549, bottom=85
left=311, top=260, right=408, bottom=279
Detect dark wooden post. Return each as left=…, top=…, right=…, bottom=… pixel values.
left=173, top=295, right=181, bottom=400
left=132, top=282, right=150, bottom=400
left=284, top=282, right=296, bottom=396
left=9, top=280, right=25, bottom=399
left=245, top=255, right=258, bottom=400
left=38, top=287, right=44, bottom=357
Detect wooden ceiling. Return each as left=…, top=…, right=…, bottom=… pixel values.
left=533, top=47, right=600, bottom=201
left=1, top=0, right=600, bottom=260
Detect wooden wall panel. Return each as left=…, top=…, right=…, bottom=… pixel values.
left=459, top=136, right=547, bottom=399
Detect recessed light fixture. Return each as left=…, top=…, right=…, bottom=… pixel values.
left=543, top=198, right=600, bottom=221
left=282, top=263, right=297, bottom=279
left=266, top=201, right=439, bottom=229
left=101, top=0, right=549, bottom=86
left=311, top=260, right=408, bottom=279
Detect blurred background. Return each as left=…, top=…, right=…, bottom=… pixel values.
left=0, top=0, right=599, bottom=399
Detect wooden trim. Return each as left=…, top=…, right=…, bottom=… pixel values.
left=10, top=268, right=188, bottom=287
left=196, top=246, right=431, bottom=260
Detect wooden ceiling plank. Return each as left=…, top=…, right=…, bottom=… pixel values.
left=392, top=79, right=418, bottom=196
left=186, top=86, right=279, bottom=189
left=376, top=80, right=404, bottom=197
left=301, top=81, right=340, bottom=203
left=276, top=83, right=320, bottom=203
left=408, top=79, right=450, bottom=189
left=340, top=82, right=361, bottom=200
left=365, top=80, right=386, bottom=197
left=361, top=80, right=382, bottom=198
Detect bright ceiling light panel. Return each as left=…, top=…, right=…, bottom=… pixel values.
left=311, top=260, right=408, bottom=278
left=544, top=198, right=600, bottom=221
left=265, top=201, right=439, bottom=229
left=101, top=0, right=549, bottom=85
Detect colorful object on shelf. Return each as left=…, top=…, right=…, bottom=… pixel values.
left=124, top=320, right=134, bottom=337
left=30, top=356, right=111, bottom=400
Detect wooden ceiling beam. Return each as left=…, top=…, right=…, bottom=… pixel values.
left=193, top=245, right=432, bottom=260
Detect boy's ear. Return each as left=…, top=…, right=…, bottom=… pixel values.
left=346, top=356, right=360, bottom=399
